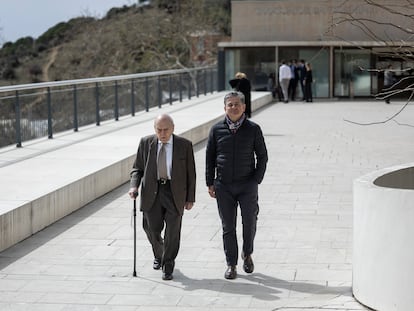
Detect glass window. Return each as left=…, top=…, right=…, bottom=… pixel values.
left=299, top=48, right=329, bottom=98
left=334, top=49, right=371, bottom=97
left=225, top=47, right=276, bottom=91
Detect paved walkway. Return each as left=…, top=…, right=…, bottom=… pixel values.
left=1, top=98, right=414, bottom=310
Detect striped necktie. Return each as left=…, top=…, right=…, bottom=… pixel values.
left=158, top=143, right=168, bottom=179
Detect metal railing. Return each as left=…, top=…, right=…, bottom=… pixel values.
left=0, top=66, right=217, bottom=148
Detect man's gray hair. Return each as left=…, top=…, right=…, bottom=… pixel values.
left=224, top=91, right=245, bottom=104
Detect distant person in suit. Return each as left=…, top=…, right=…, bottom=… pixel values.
left=383, top=64, right=395, bottom=104
left=128, top=114, right=196, bottom=281
left=288, top=59, right=299, bottom=101
left=229, top=72, right=252, bottom=118
left=298, top=59, right=307, bottom=101
left=304, top=62, right=313, bottom=102
left=279, top=60, right=292, bottom=103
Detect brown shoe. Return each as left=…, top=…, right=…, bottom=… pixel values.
left=224, top=266, right=237, bottom=279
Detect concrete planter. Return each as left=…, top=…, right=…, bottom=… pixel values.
left=353, top=163, right=414, bottom=311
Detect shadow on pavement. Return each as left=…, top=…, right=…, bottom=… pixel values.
left=172, top=269, right=351, bottom=301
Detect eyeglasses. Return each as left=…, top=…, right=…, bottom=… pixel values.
left=225, top=103, right=242, bottom=108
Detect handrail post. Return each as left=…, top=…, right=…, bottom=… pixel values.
left=95, top=82, right=100, bottom=126
left=15, top=90, right=22, bottom=148
left=145, top=77, right=149, bottom=112
left=131, top=80, right=135, bottom=116
left=196, top=70, right=199, bottom=98
left=73, top=85, right=78, bottom=132
left=179, top=74, right=183, bottom=102
left=114, top=81, right=119, bottom=121
left=169, top=75, right=172, bottom=105
left=210, top=68, right=214, bottom=93
left=188, top=73, right=191, bottom=100
left=204, top=69, right=207, bottom=95
left=158, top=76, right=162, bottom=108
left=47, top=87, right=53, bottom=139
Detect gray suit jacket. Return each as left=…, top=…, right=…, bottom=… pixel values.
left=130, top=134, right=196, bottom=215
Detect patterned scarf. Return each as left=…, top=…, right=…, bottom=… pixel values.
left=225, top=114, right=246, bottom=133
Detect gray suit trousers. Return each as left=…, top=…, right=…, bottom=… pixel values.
left=142, top=182, right=182, bottom=273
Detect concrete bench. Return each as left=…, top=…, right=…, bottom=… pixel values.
left=0, top=91, right=272, bottom=252
left=353, top=163, right=414, bottom=311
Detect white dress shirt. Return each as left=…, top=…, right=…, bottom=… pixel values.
left=279, top=64, right=292, bottom=81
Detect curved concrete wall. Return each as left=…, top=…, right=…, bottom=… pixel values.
left=353, top=162, right=414, bottom=311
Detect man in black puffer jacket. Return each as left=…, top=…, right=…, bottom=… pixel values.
left=206, top=91, right=268, bottom=280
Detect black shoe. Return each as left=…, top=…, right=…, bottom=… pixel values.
left=162, top=263, right=174, bottom=280
left=242, top=255, right=254, bottom=273
left=224, top=266, right=237, bottom=279
left=162, top=272, right=173, bottom=280
left=153, top=258, right=161, bottom=270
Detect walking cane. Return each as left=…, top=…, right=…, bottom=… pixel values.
left=132, top=192, right=138, bottom=277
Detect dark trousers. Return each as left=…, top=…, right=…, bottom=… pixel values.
left=383, top=84, right=391, bottom=103
left=142, top=182, right=182, bottom=273
left=289, top=78, right=298, bottom=100
left=214, top=179, right=259, bottom=266
left=245, top=103, right=251, bottom=118
left=299, top=79, right=305, bottom=99
left=305, top=82, right=313, bottom=102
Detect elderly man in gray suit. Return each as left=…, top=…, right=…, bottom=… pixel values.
left=128, top=114, right=196, bottom=281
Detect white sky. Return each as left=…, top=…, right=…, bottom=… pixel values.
left=0, top=0, right=135, bottom=43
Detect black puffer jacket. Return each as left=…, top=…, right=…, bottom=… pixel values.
left=205, top=118, right=268, bottom=186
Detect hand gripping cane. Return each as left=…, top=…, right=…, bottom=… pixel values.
left=132, top=192, right=138, bottom=277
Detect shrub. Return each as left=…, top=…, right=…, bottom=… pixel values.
left=2, top=67, right=16, bottom=80
left=37, top=22, right=73, bottom=47
left=29, top=64, right=42, bottom=77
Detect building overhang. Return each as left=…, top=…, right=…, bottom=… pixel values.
left=218, top=41, right=414, bottom=48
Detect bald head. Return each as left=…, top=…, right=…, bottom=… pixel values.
left=154, top=114, right=174, bottom=127
left=154, top=114, right=174, bottom=143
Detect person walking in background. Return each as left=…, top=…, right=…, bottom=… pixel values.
left=128, top=114, right=196, bottom=281
left=279, top=60, right=292, bottom=103
left=304, top=62, right=313, bottom=102
left=298, top=59, right=307, bottom=101
left=383, top=64, right=394, bottom=104
left=229, top=72, right=252, bottom=118
left=205, top=91, right=268, bottom=280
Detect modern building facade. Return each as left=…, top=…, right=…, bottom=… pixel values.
left=218, top=0, right=414, bottom=99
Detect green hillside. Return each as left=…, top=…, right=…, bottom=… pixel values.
left=0, top=0, right=230, bottom=86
